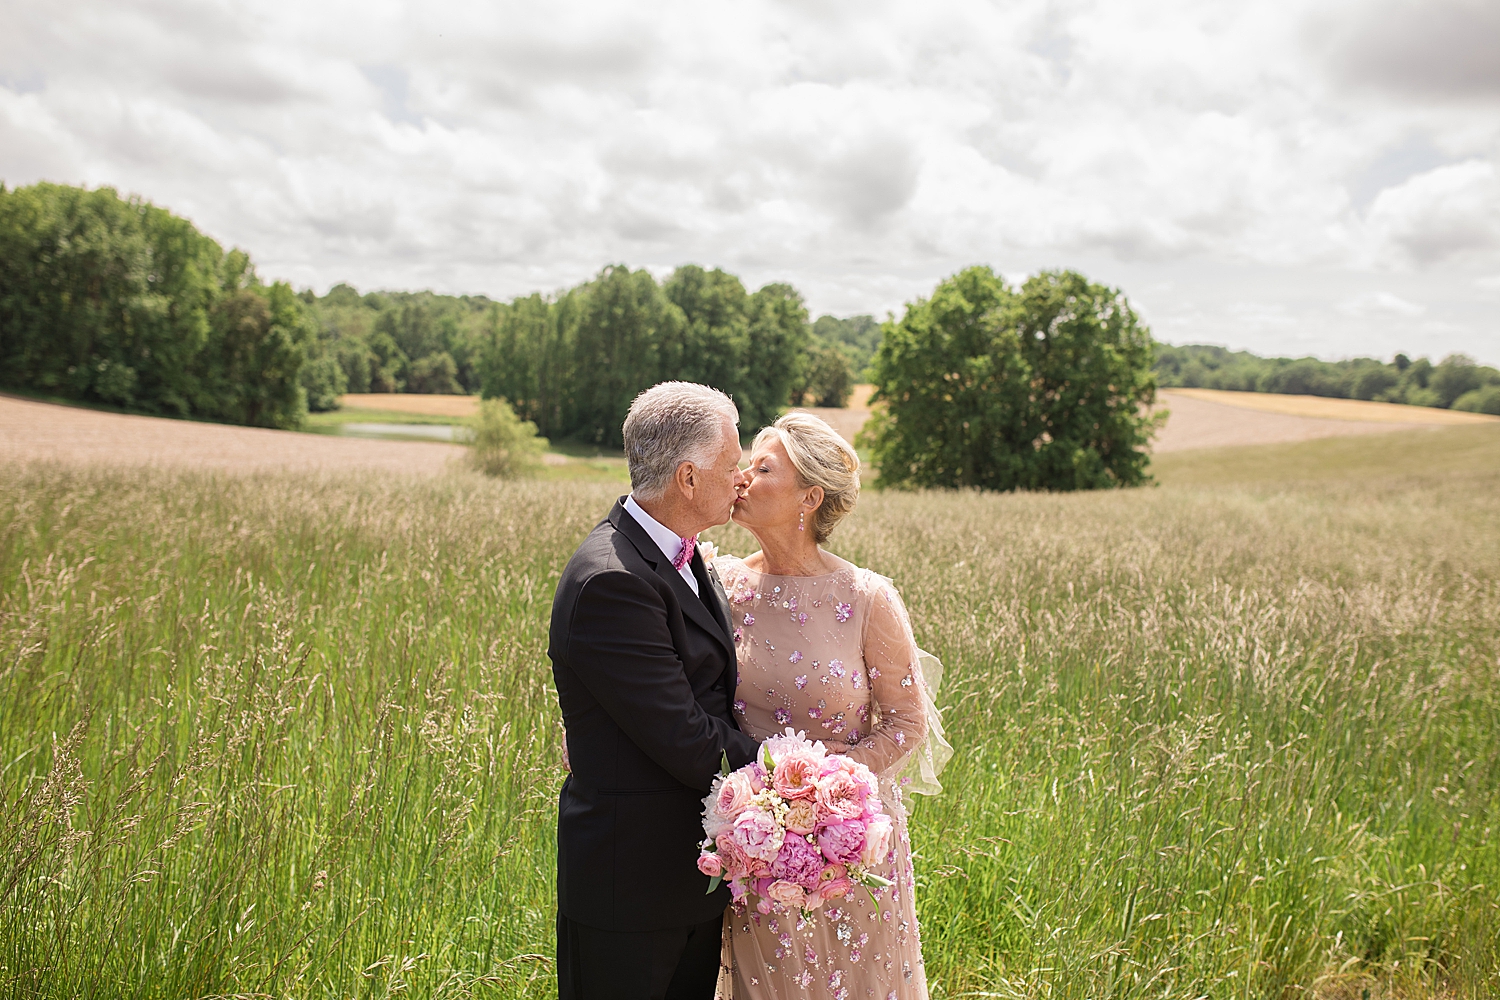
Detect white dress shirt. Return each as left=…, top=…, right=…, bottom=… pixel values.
left=623, top=494, right=699, bottom=596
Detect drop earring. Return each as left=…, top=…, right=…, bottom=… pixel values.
left=798, top=510, right=805, bottom=531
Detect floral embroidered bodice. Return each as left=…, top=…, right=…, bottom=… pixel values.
left=714, top=557, right=928, bottom=780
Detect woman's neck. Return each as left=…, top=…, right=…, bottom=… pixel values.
left=747, top=526, right=836, bottom=577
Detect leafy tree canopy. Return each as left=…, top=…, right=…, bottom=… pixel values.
left=0, top=182, right=314, bottom=428
left=864, top=266, right=1159, bottom=492
left=481, top=264, right=808, bottom=446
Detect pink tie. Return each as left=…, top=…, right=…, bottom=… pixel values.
left=672, top=534, right=699, bottom=571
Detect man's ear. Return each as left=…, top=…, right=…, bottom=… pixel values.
left=675, top=460, right=697, bottom=497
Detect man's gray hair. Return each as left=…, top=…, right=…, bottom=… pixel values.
left=623, top=382, right=739, bottom=502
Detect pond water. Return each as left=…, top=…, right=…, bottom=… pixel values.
left=337, top=423, right=464, bottom=442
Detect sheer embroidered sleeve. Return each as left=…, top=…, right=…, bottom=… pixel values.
left=846, top=576, right=927, bottom=777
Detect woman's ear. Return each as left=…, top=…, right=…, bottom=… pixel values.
left=803, top=485, right=825, bottom=512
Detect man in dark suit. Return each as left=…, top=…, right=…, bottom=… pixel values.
left=550, top=382, right=761, bottom=1000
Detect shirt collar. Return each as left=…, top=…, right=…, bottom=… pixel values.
left=623, top=494, right=687, bottom=564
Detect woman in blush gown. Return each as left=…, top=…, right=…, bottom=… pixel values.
left=711, top=412, right=949, bottom=1000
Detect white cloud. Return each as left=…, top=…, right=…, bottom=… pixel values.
left=1, top=0, right=1498, bottom=363
left=1364, top=160, right=1500, bottom=266
left=1337, top=292, right=1426, bottom=317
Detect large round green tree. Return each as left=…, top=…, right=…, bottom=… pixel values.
left=864, top=266, right=1160, bottom=491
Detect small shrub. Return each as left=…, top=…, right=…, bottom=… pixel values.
left=461, top=397, right=547, bottom=477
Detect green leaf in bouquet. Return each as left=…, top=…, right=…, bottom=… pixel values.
left=705, top=875, right=723, bottom=895
left=720, top=749, right=731, bottom=778
left=760, top=742, right=775, bottom=772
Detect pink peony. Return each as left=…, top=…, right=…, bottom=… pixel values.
left=732, top=807, right=785, bottom=862
left=814, top=770, right=867, bottom=821
left=715, top=772, right=755, bottom=818
left=728, top=879, right=748, bottom=903
left=815, top=818, right=866, bottom=865
left=771, top=832, right=827, bottom=891
left=851, top=763, right=880, bottom=802
left=771, top=751, right=821, bottom=800
left=861, top=814, right=894, bottom=867
left=697, top=852, right=723, bottom=878
left=784, top=799, right=818, bottom=835
left=766, top=879, right=807, bottom=910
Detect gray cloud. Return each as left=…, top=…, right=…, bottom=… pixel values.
left=1317, top=0, right=1500, bottom=100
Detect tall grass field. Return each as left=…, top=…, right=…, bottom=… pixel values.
left=3, top=426, right=1498, bottom=999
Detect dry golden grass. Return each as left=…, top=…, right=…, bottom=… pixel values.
left=1165, top=388, right=1499, bottom=425
left=339, top=393, right=480, bottom=417
left=792, top=383, right=877, bottom=443
left=0, top=393, right=463, bottom=475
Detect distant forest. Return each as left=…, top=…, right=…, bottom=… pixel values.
left=310, top=271, right=876, bottom=445
left=4, top=182, right=1497, bottom=436
left=1153, top=343, right=1500, bottom=414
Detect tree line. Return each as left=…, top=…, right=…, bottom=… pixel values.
left=0, top=183, right=868, bottom=437
left=1154, top=343, right=1500, bottom=415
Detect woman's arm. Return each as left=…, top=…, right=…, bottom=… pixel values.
left=845, top=581, right=927, bottom=776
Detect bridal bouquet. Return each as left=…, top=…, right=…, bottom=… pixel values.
left=697, top=729, right=894, bottom=914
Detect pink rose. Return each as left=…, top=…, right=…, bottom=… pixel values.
left=766, top=879, right=807, bottom=910
left=784, top=799, right=818, bottom=835
left=820, top=876, right=853, bottom=901
left=771, top=751, right=821, bottom=800
left=732, top=807, right=785, bottom=862
left=697, top=852, right=723, bottom=878
left=815, top=818, right=866, bottom=865
left=715, top=772, right=755, bottom=818
left=771, top=832, right=826, bottom=891
left=861, top=814, right=894, bottom=867
left=817, top=862, right=847, bottom=885
left=716, top=833, right=751, bottom=878
left=814, top=770, right=867, bottom=821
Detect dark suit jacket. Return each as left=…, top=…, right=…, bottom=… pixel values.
left=549, top=498, right=759, bottom=931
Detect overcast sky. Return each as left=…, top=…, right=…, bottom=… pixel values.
left=4, top=0, right=1498, bottom=363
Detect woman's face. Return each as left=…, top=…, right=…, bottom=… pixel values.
left=732, top=437, right=812, bottom=534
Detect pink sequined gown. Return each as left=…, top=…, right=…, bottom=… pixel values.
left=712, top=555, right=930, bottom=1000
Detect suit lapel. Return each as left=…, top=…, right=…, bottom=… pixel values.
left=701, top=557, right=740, bottom=704
left=701, top=557, right=733, bottom=639
left=610, top=501, right=736, bottom=661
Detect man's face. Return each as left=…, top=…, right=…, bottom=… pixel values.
left=687, top=416, right=747, bottom=530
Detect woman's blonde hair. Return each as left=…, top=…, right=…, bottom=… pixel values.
left=753, top=412, right=861, bottom=544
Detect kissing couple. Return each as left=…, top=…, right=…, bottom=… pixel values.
left=550, top=381, right=950, bottom=1000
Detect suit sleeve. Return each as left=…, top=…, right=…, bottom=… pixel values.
left=565, top=569, right=759, bottom=791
